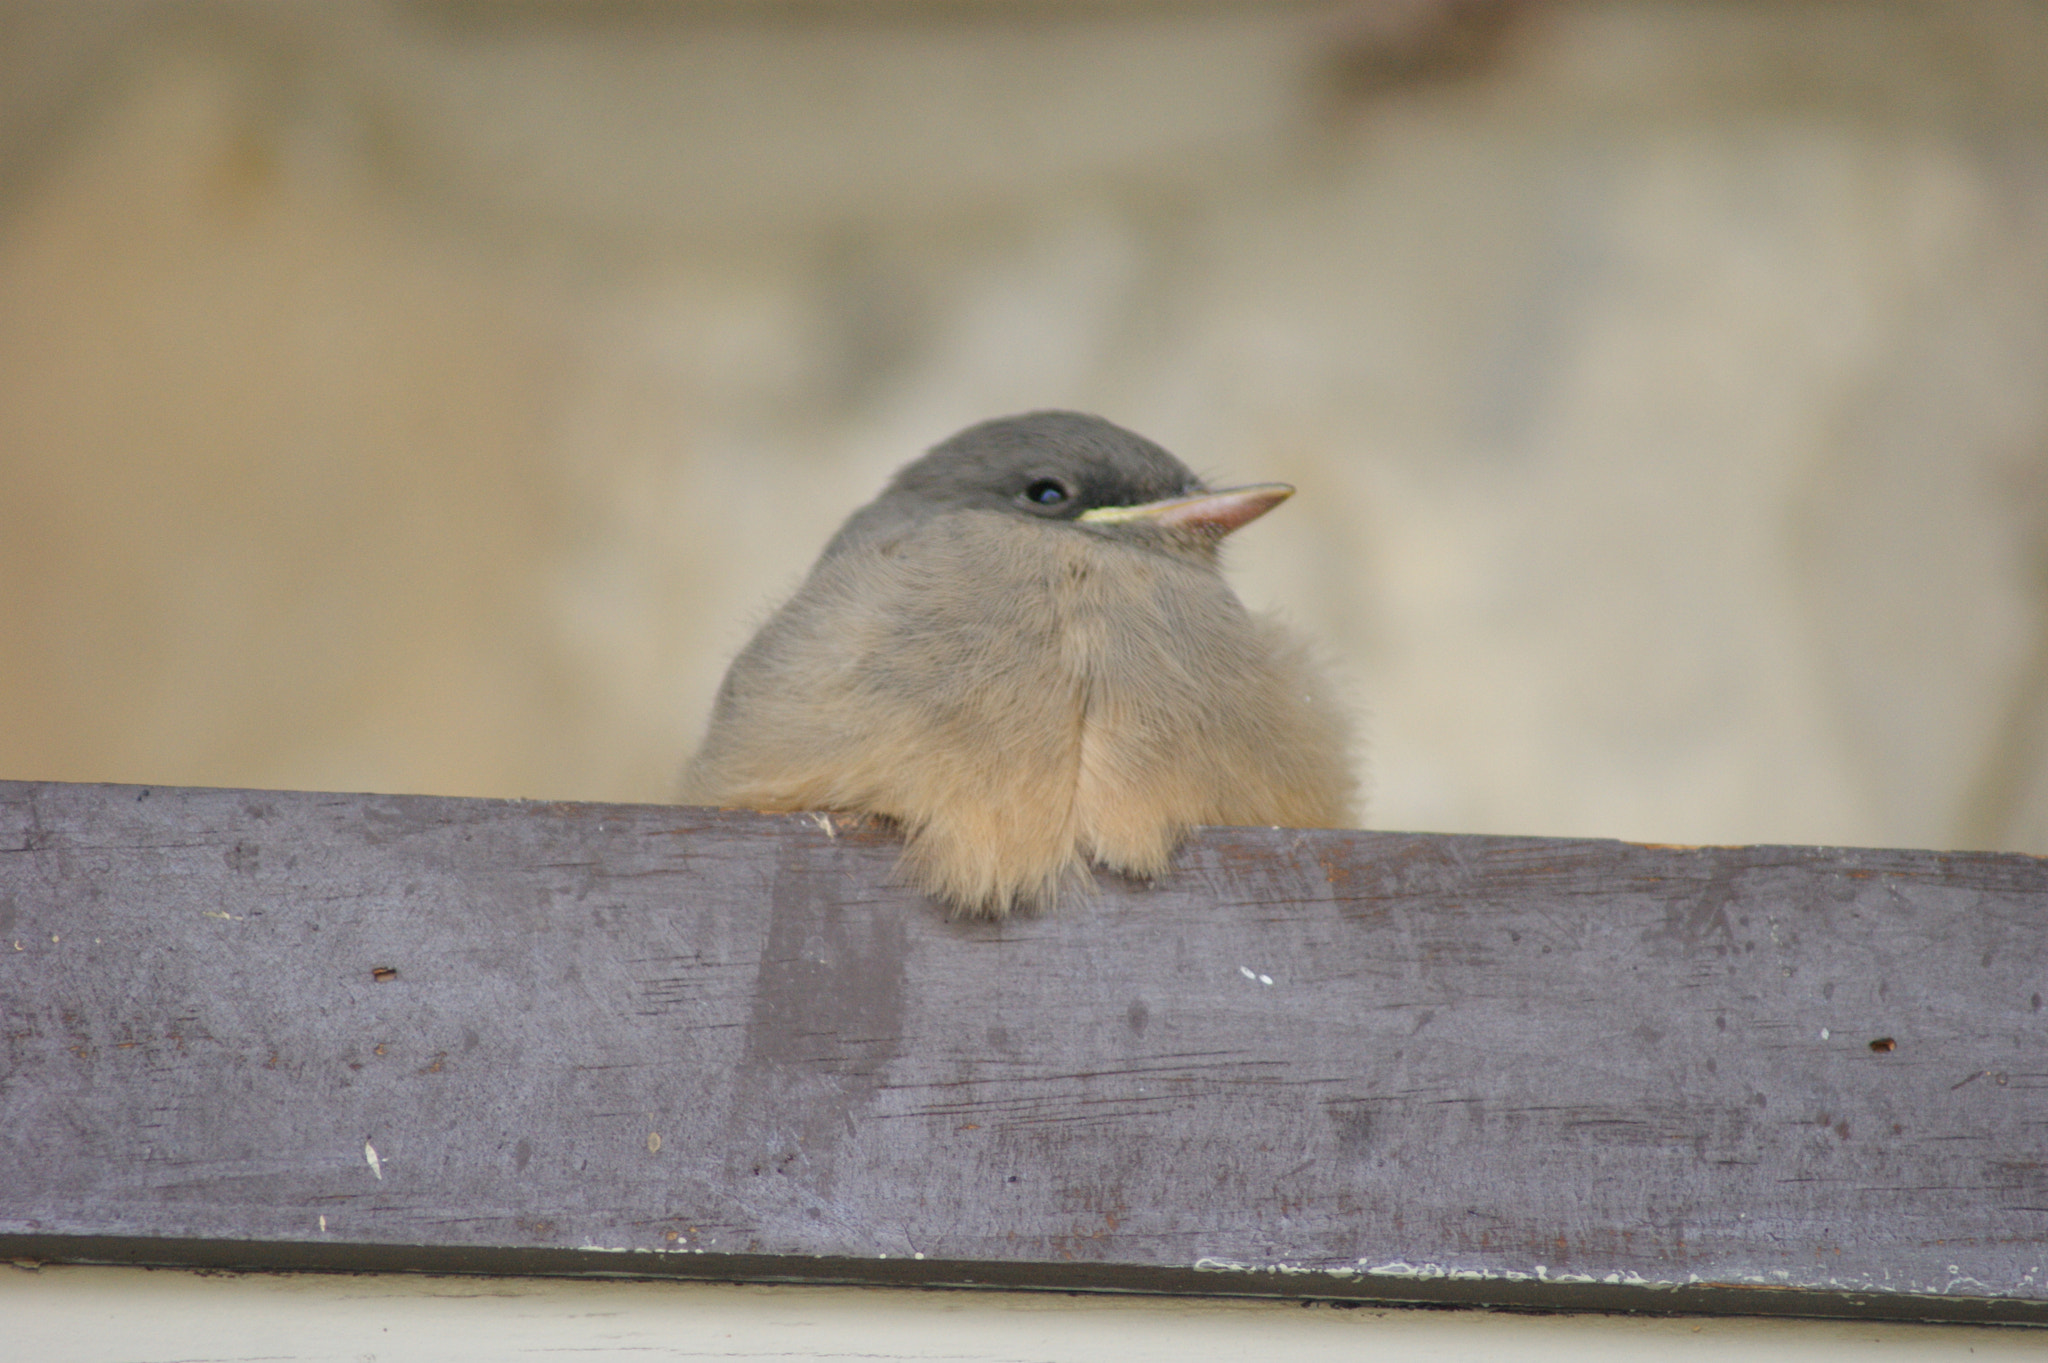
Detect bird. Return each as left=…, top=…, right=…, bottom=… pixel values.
left=680, top=411, right=1355, bottom=916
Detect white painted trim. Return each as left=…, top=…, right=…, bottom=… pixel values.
left=5, top=1265, right=2039, bottom=1363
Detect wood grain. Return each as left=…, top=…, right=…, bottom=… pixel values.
left=2, top=780, right=2044, bottom=1323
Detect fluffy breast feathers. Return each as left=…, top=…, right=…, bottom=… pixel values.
left=682, top=511, right=1354, bottom=916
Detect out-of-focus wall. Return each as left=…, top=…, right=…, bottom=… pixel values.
left=4, top=0, right=2047, bottom=853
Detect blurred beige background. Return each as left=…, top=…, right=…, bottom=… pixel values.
left=3, top=0, right=2047, bottom=853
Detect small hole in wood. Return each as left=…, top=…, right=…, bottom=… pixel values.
left=371, top=966, right=398, bottom=982
left=1868, top=1037, right=1895, bottom=1052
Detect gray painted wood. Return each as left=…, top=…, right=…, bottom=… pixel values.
left=2, top=780, right=2044, bottom=1322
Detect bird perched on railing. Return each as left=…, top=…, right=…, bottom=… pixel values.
left=682, top=411, right=1355, bottom=916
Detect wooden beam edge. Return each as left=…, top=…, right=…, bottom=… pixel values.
left=5, top=1233, right=2046, bottom=1327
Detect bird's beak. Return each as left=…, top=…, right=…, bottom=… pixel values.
left=1077, top=482, right=1294, bottom=536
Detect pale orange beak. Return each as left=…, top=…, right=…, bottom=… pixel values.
left=1077, top=482, right=1294, bottom=536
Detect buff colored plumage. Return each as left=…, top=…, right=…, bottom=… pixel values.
left=682, top=411, right=1355, bottom=915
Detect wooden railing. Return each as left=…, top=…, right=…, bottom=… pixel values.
left=2, top=780, right=2042, bottom=1324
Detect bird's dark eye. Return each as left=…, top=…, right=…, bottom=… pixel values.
left=1024, top=478, right=1071, bottom=507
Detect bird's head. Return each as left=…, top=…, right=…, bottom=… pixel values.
left=830, top=411, right=1292, bottom=563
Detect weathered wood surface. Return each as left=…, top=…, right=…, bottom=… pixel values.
left=1, top=780, right=2043, bottom=1323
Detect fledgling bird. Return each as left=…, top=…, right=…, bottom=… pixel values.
left=681, top=411, right=1355, bottom=916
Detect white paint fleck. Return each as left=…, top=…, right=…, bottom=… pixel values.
left=1820, top=1027, right=1831, bottom=1041
left=364, top=1141, right=383, bottom=1180
left=1259, top=974, right=1274, bottom=986
left=1364, top=1261, right=1437, bottom=1279
left=1224, top=1253, right=2029, bottom=1300
left=1189, top=1252, right=2026, bottom=1301
left=1238, top=966, right=1257, bottom=981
